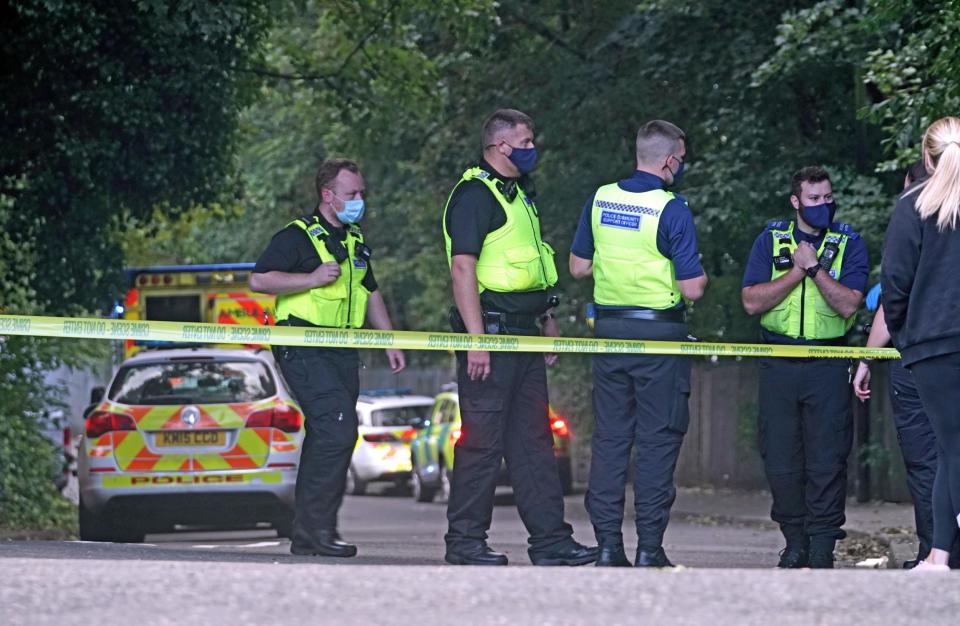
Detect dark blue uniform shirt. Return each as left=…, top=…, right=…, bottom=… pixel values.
left=742, top=220, right=869, bottom=344
left=571, top=171, right=705, bottom=298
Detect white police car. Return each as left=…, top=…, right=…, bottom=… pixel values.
left=345, top=389, right=435, bottom=495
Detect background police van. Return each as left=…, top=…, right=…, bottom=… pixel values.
left=119, top=263, right=275, bottom=358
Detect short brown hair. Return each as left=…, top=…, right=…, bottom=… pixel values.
left=791, top=165, right=831, bottom=199
left=315, top=158, right=360, bottom=201
left=635, top=120, right=686, bottom=165
left=481, top=109, right=534, bottom=148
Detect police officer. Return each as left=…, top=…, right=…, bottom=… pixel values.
left=250, top=158, right=405, bottom=557
left=442, top=108, right=597, bottom=566
left=741, top=165, right=868, bottom=568
left=569, top=120, right=707, bottom=568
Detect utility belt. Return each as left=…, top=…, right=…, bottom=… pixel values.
left=595, top=307, right=685, bottom=323
left=449, top=307, right=539, bottom=335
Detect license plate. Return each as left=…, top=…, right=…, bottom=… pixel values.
left=156, top=431, right=226, bottom=447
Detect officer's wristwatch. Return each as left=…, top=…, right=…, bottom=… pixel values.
left=804, top=264, right=821, bottom=279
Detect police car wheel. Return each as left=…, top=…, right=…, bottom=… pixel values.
left=412, top=466, right=436, bottom=503
left=273, top=510, right=295, bottom=539
left=79, top=496, right=144, bottom=543
left=78, top=498, right=110, bottom=542
left=346, top=467, right=366, bottom=496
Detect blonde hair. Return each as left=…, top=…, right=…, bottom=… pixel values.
left=914, top=117, right=960, bottom=230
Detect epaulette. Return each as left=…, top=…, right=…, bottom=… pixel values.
left=765, top=219, right=791, bottom=231
left=672, top=192, right=689, bottom=207
left=829, top=222, right=860, bottom=240
left=292, top=214, right=315, bottom=228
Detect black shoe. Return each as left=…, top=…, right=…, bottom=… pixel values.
left=634, top=547, right=674, bottom=568
left=290, top=530, right=357, bottom=557
left=777, top=547, right=809, bottom=569
left=808, top=549, right=834, bottom=569
left=530, top=542, right=600, bottom=566
left=445, top=545, right=508, bottom=566
left=902, top=558, right=920, bottom=570
left=595, top=545, right=632, bottom=567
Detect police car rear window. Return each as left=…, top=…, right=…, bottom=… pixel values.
left=109, top=361, right=276, bottom=405
left=371, top=405, right=433, bottom=427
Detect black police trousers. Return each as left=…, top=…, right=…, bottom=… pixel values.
left=889, top=361, right=938, bottom=557
left=274, top=345, right=359, bottom=542
left=445, top=343, right=575, bottom=559
left=585, top=318, right=691, bottom=551
left=911, top=352, right=960, bottom=559
left=758, top=357, right=852, bottom=549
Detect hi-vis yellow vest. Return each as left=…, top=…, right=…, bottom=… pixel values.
left=275, top=216, right=370, bottom=328
left=761, top=221, right=855, bottom=339
left=442, top=167, right=558, bottom=293
left=591, top=184, right=681, bottom=309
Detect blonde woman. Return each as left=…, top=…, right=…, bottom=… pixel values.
left=882, top=116, right=960, bottom=572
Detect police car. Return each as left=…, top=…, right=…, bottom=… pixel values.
left=77, top=348, right=303, bottom=542
left=409, top=386, right=573, bottom=503
left=346, top=389, right=435, bottom=495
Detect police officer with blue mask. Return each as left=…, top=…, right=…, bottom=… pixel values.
left=741, top=166, right=869, bottom=568
left=570, top=120, right=707, bottom=568
left=441, top=108, right=598, bottom=567
left=250, top=158, right=406, bottom=558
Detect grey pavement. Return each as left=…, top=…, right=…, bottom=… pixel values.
left=0, top=487, right=940, bottom=624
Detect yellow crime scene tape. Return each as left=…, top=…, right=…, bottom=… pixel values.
left=0, top=314, right=900, bottom=359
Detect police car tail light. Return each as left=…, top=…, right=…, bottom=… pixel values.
left=450, top=429, right=462, bottom=443
left=362, top=432, right=396, bottom=443
left=272, top=406, right=303, bottom=433
left=246, top=406, right=302, bottom=433
left=85, top=411, right=136, bottom=439
left=550, top=416, right=570, bottom=438
left=397, top=428, right=417, bottom=441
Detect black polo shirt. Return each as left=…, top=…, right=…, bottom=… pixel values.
left=444, top=158, right=555, bottom=315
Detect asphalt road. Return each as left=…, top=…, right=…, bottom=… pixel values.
left=2, top=490, right=957, bottom=625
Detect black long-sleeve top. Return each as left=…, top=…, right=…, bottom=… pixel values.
left=881, top=187, right=960, bottom=366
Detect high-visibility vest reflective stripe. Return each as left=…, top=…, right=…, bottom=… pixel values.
left=275, top=217, right=370, bottom=328
left=760, top=222, right=854, bottom=339
left=591, top=184, right=680, bottom=308
left=442, top=167, right=558, bottom=293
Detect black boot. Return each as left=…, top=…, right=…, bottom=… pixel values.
left=634, top=547, right=674, bottom=568
left=290, top=530, right=357, bottom=557
left=776, top=547, right=809, bottom=568
left=595, top=544, right=632, bottom=567
left=445, top=544, right=509, bottom=566
left=808, top=538, right=836, bottom=569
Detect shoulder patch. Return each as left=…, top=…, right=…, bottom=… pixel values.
left=765, top=219, right=790, bottom=231
left=830, top=222, right=860, bottom=240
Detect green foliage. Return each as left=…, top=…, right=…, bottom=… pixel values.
left=1, top=0, right=271, bottom=313
left=1, top=0, right=263, bottom=530
left=0, top=336, right=78, bottom=533
left=118, top=202, right=252, bottom=266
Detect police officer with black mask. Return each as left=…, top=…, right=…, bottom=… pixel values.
left=741, top=166, right=868, bottom=568
left=570, top=120, right=707, bottom=567
left=250, top=158, right=405, bottom=558
left=441, top=108, right=598, bottom=567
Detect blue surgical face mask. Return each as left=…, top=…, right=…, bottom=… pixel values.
left=334, top=196, right=365, bottom=224
left=507, top=145, right=539, bottom=174
left=798, top=201, right=836, bottom=230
